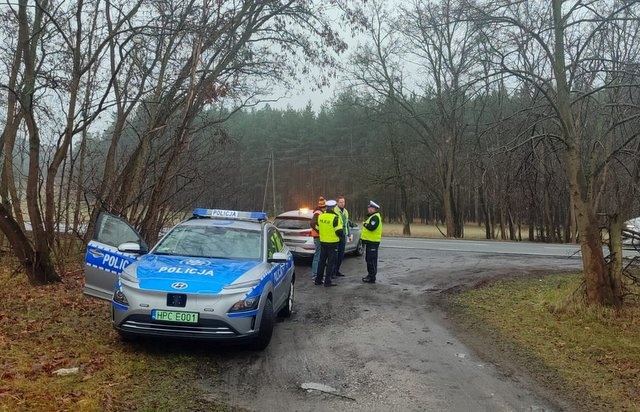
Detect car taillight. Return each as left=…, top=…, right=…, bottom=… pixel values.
left=300, top=230, right=312, bottom=236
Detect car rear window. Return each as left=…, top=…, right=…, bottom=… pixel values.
left=273, top=217, right=310, bottom=230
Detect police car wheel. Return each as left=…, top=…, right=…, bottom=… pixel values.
left=353, top=239, right=364, bottom=256
left=278, top=277, right=295, bottom=318
left=249, top=299, right=274, bottom=350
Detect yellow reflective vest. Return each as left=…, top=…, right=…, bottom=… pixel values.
left=338, top=207, right=350, bottom=237
left=361, top=212, right=382, bottom=242
left=318, top=211, right=342, bottom=243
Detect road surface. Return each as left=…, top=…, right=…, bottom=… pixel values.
left=178, top=238, right=589, bottom=411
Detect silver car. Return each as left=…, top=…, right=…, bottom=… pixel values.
left=84, top=209, right=295, bottom=350
left=273, top=208, right=363, bottom=258
left=623, top=217, right=640, bottom=248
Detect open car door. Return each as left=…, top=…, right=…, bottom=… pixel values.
left=84, top=212, right=148, bottom=300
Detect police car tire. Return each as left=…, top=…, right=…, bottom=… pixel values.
left=249, top=299, right=274, bottom=350
left=353, top=239, right=364, bottom=256
left=277, top=277, right=294, bottom=318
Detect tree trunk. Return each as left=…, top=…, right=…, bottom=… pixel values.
left=443, top=183, right=455, bottom=237
left=479, top=184, right=491, bottom=239
left=0, top=204, right=59, bottom=284
left=400, top=183, right=411, bottom=236
left=1, top=0, right=27, bottom=231
left=11, top=0, right=60, bottom=284
left=552, top=0, right=618, bottom=306
left=443, top=132, right=458, bottom=238
left=499, top=208, right=506, bottom=240
left=573, top=200, right=617, bottom=306
left=608, top=215, right=624, bottom=303
left=508, top=209, right=516, bottom=240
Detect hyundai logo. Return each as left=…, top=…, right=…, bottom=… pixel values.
left=181, top=259, right=206, bottom=266
left=171, top=282, right=188, bottom=290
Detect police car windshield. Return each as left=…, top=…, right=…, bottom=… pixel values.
left=153, top=225, right=261, bottom=260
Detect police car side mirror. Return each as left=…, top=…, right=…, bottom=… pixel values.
left=268, top=252, right=289, bottom=263
left=118, top=242, right=146, bottom=254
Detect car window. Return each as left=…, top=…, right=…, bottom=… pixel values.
left=273, top=217, right=310, bottom=230
left=94, top=213, right=143, bottom=248
left=154, top=225, right=261, bottom=260
left=267, top=228, right=284, bottom=258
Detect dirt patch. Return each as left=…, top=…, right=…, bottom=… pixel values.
left=429, top=272, right=605, bottom=412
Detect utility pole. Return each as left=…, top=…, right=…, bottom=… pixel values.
left=271, top=150, right=276, bottom=217
left=262, top=156, right=271, bottom=213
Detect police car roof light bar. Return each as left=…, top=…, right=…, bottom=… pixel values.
left=192, top=208, right=268, bottom=221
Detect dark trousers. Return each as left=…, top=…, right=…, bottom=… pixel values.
left=336, top=235, right=346, bottom=273
left=317, top=242, right=339, bottom=285
left=364, top=241, right=379, bottom=279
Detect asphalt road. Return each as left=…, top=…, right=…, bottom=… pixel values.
left=183, top=238, right=590, bottom=412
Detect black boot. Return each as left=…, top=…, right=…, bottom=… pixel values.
left=361, top=276, right=375, bottom=283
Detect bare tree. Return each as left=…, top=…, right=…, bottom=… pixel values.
left=346, top=0, right=482, bottom=237
left=0, top=0, right=351, bottom=283
left=399, top=0, right=484, bottom=238
left=469, top=0, right=640, bottom=306
left=0, top=0, right=145, bottom=284
left=345, top=1, right=418, bottom=234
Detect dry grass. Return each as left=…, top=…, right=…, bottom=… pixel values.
left=452, top=274, right=640, bottom=411
left=383, top=222, right=487, bottom=239
left=0, top=264, right=232, bottom=412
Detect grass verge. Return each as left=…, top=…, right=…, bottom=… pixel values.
left=0, top=264, right=234, bottom=412
left=383, top=222, right=487, bottom=239
left=449, top=273, right=640, bottom=411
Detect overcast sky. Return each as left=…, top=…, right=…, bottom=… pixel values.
left=261, top=4, right=372, bottom=112
left=264, top=81, right=343, bottom=111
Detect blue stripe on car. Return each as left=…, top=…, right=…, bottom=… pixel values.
left=85, top=241, right=136, bottom=274
left=228, top=310, right=259, bottom=318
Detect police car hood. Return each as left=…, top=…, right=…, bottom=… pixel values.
left=130, top=254, right=262, bottom=294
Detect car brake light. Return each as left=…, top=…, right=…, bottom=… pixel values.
left=300, top=230, right=312, bottom=236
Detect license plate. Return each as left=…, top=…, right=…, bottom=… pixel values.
left=152, top=309, right=199, bottom=323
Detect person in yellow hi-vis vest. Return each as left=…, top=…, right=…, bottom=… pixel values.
left=310, top=196, right=326, bottom=281
left=315, top=199, right=344, bottom=287
left=335, top=195, right=351, bottom=277
left=361, top=200, right=382, bottom=284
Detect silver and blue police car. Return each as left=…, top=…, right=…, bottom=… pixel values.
left=84, top=208, right=295, bottom=350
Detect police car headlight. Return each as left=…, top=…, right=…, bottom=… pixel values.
left=229, top=296, right=260, bottom=312
left=113, top=289, right=129, bottom=306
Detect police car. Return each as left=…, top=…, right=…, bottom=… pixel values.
left=84, top=208, right=295, bottom=350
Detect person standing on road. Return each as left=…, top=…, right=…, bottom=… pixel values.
left=310, top=197, right=326, bottom=281
left=335, top=195, right=351, bottom=277
left=361, top=200, right=382, bottom=284
left=315, top=199, right=343, bottom=287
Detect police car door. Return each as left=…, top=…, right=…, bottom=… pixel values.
left=84, top=212, right=148, bottom=300
left=267, top=227, right=289, bottom=310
